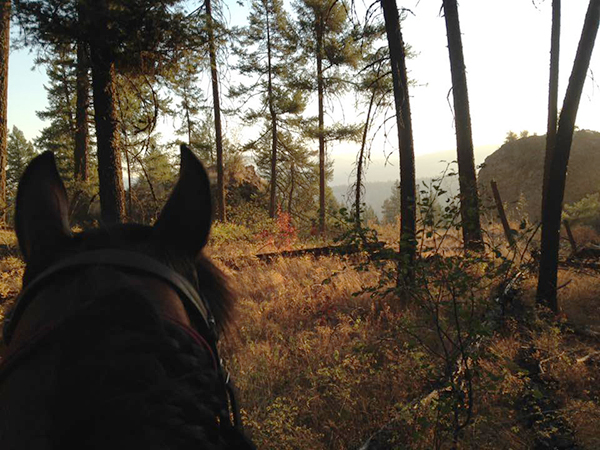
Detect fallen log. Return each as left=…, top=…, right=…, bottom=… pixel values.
left=215, top=242, right=387, bottom=269
left=255, top=244, right=361, bottom=262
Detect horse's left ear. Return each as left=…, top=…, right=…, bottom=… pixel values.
left=153, top=145, right=212, bottom=257
left=15, top=152, right=72, bottom=263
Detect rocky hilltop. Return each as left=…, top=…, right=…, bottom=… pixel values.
left=207, top=162, right=267, bottom=205
left=478, top=130, right=600, bottom=222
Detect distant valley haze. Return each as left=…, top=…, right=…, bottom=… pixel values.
left=331, top=144, right=498, bottom=186
left=331, top=144, right=498, bottom=219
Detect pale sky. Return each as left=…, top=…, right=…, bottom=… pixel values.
left=6, top=0, right=600, bottom=185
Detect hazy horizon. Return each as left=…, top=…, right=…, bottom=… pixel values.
left=331, top=144, right=498, bottom=186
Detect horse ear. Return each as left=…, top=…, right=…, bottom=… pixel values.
left=153, top=145, right=212, bottom=257
left=15, top=152, right=72, bottom=263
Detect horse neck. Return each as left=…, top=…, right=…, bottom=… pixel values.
left=1, top=284, right=225, bottom=449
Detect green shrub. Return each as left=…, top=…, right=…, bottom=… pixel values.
left=209, top=222, right=255, bottom=245
left=563, top=193, right=600, bottom=231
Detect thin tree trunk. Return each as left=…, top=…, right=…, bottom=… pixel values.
left=537, top=0, right=600, bottom=311
left=267, top=10, right=278, bottom=219
left=206, top=0, right=226, bottom=222
left=562, top=219, right=577, bottom=254
left=89, top=42, right=126, bottom=224
left=0, top=0, right=10, bottom=224
left=355, top=89, right=375, bottom=228
left=542, top=0, right=561, bottom=214
left=316, top=18, right=326, bottom=234
left=381, top=0, right=417, bottom=285
left=59, top=58, right=76, bottom=135
left=490, top=180, right=514, bottom=247
left=75, top=40, right=90, bottom=181
left=443, top=0, right=483, bottom=252
left=288, top=161, right=295, bottom=214
left=184, top=91, right=192, bottom=145
left=126, top=147, right=133, bottom=217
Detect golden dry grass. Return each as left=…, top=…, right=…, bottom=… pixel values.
left=520, top=268, right=600, bottom=330
left=214, top=223, right=600, bottom=449
left=0, top=224, right=597, bottom=448
left=222, top=255, right=438, bottom=449
left=0, top=230, right=24, bottom=327
left=565, top=225, right=600, bottom=248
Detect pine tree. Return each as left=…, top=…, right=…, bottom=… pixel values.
left=7, top=126, right=35, bottom=190
left=171, top=50, right=207, bottom=151
left=233, top=0, right=305, bottom=218
left=295, top=0, right=361, bottom=233
left=253, top=129, right=322, bottom=224
left=129, top=142, right=177, bottom=224
left=13, top=0, right=204, bottom=223
left=380, top=0, right=417, bottom=284
left=74, top=37, right=90, bottom=181
left=443, top=0, right=483, bottom=251
left=34, top=43, right=103, bottom=225
left=184, top=110, right=217, bottom=164
left=353, top=20, right=393, bottom=228
left=542, top=0, right=561, bottom=217
left=198, top=0, right=227, bottom=222
left=35, top=45, right=79, bottom=181
left=6, top=126, right=36, bottom=217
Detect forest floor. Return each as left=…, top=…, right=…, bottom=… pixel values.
left=0, top=225, right=599, bottom=449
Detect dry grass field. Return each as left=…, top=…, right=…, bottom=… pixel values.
left=0, top=223, right=598, bottom=449
left=215, top=221, right=600, bottom=449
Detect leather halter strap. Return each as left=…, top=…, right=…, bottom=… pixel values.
left=3, top=249, right=216, bottom=345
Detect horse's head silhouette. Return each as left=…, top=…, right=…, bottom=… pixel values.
left=0, top=146, right=255, bottom=449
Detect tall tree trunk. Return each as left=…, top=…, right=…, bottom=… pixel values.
left=206, top=0, right=226, bottom=222
left=185, top=95, right=192, bottom=145
left=316, top=18, right=326, bottom=234
left=542, top=0, right=561, bottom=214
left=125, top=146, right=132, bottom=215
left=381, top=0, right=417, bottom=285
left=0, top=0, right=10, bottom=224
left=537, top=0, right=600, bottom=311
left=75, top=40, right=90, bottom=181
left=267, top=10, right=278, bottom=219
left=355, top=89, right=375, bottom=228
left=288, top=161, right=295, bottom=214
left=443, top=0, right=483, bottom=252
left=56, top=51, right=76, bottom=135
left=89, top=42, right=126, bottom=224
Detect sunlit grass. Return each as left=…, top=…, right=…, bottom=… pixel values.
left=214, top=224, right=600, bottom=449
left=0, top=224, right=597, bottom=448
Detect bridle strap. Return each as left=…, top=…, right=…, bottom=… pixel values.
left=3, top=249, right=215, bottom=344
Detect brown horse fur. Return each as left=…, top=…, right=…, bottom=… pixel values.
left=0, top=147, right=255, bottom=449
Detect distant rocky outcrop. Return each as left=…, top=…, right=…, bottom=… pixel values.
left=207, top=162, right=267, bottom=205
left=478, top=130, right=600, bottom=222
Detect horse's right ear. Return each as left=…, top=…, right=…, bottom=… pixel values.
left=15, top=152, right=72, bottom=263
left=153, top=145, right=212, bottom=258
